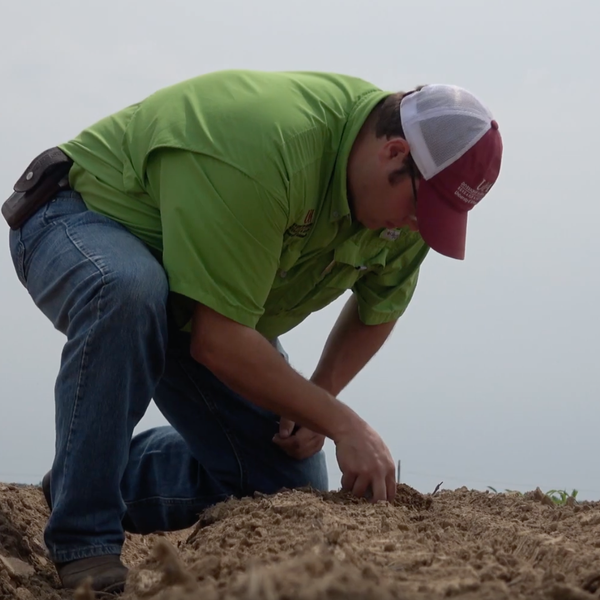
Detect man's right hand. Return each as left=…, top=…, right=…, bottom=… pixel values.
left=334, top=420, right=397, bottom=503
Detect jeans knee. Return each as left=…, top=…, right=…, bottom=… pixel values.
left=272, top=451, right=329, bottom=493
left=303, top=451, right=329, bottom=491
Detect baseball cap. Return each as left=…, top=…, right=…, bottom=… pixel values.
left=400, top=84, right=503, bottom=260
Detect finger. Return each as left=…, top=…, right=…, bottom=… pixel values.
left=307, top=434, right=326, bottom=453
left=351, top=475, right=371, bottom=499
left=293, top=427, right=316, bottom=444
left=278, top=418, right=295, bottom=439
left=293, top=431, right=325, bottom=459
left=306, top=437, right=325, bottom=455
left=297, top=430, right=325, bottom=447
left=274, top=432, right=321, bottom=460
left=341, top=471, right=357, bottom=492
left=386, top=473, right=397, bottom=503
left=370, top=476, right=387, bottom=504
left=295, top=440, right=323, bottom=460
left=272, top=438, right=302, bottom=459
left=272, top=435, right=300, bottom=451
left=275, top=427, right=312, bottom=447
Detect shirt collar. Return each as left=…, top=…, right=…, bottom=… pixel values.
left=328, top=89, right=389, bottom=222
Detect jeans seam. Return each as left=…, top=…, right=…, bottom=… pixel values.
left=41, top=193, right=82, bottom=227
left=126, top=493, right=229, bottom=507
left=51, top=543, right=123, bottom=563
left=42, top=199, right=57, bottom=227
left=177, top=358, right=248, bottom=493
left=16, top=238, right=26, bottom=285
left=59, top=222, right=109, bottom=489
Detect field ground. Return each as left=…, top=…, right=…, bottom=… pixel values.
left=1, top=482, right=600, bottom=599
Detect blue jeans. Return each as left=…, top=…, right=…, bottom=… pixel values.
left=8, top=191, right=327, bottom=564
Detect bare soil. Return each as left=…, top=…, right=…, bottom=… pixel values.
left=1, top=482, right=600, bottom=600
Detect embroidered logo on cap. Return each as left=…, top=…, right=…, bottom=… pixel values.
left=455, top=179, right=493, bottom=206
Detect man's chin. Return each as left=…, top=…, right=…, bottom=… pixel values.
left=361, top=220, right=384, bottom=231
left=353, top=214, right=375, bottom=230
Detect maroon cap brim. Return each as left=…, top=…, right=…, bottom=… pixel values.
left=414, top=125, right=502, bottom=260
left=416, top=180, right=468, bottom=260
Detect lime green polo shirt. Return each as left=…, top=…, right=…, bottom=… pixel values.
left=59, top=70, right=429, bottom=339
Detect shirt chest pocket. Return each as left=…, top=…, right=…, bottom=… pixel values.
left=322, top=238, right=390, bottom=289
left=265, top=235, right=392, bottom=315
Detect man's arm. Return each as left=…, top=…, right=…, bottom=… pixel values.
left=311, top=294, right=397, bottom=396
left=190, top=303, right=397, bottom=502
left=273, top=293, right=397, bottom=461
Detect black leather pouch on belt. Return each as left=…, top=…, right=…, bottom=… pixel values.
left=2, top=147, right=74, bottom=230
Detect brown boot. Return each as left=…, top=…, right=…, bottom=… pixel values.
left=56, top=555, right=128, bottom=594
left=41, top=470, right=52, bottom=511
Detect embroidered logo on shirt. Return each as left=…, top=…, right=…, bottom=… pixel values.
left=287, top=209, right=315, bottom=238
left=379, top=228, right=401, bottom=241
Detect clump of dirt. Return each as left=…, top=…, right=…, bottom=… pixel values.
left=1, top=482, right=600, bottom=600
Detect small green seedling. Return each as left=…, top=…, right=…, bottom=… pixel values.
left=546, top=489, right=579, bottom=506
left=486, top=487, right=522, bottom=495
left=487, top=486, right=578, bottom=506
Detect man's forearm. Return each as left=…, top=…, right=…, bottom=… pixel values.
left=311, top=295, right=397, bottom=396
left=190, top=304, right=364, bottom=441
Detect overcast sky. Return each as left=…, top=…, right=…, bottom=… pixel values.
left=1, top=0, right=598, bottom=500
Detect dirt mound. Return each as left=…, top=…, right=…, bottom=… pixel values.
left=1, top=482, right=600, bottom=600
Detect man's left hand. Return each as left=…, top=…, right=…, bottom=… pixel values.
left=273, top=418, right=326, bottom=460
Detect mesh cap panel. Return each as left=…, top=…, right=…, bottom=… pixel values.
left=416, top=86, right=487, bottom=116
left=400, top=84, right=494, bottom=178
left=419, top=114, right=487, bottom=168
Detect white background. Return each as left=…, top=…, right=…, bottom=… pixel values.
left=1, top=0, right=598, bottom=499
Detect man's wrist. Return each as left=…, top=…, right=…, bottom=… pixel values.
left=309, top=372, right=363, bottom=441
left=326, top=399, right=364, bottom=443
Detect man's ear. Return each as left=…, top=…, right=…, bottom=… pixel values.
left=378, top=137, right=410, bottom=166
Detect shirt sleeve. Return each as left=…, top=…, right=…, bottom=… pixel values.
left=352, top=235, right=429, bottom=325
left=146, top=148, right=289, bottom=329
